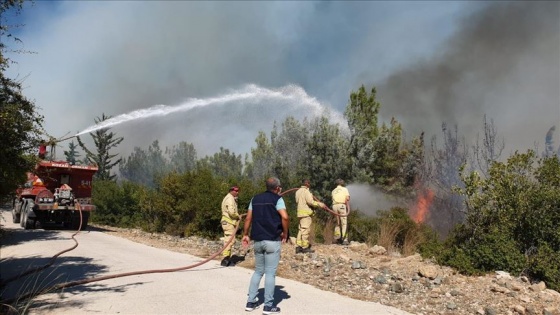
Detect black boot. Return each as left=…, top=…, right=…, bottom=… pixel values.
left=295, top=246, right=303, bottom=254
left=301, top=246, right=315, bottom=253
left=220, top=257, right=230, bottom=267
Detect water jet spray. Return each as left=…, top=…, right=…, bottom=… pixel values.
left=75, top=84, right=346, bottom=137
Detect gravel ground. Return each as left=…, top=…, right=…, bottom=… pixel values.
left=94, top=224, right=560, bottom=315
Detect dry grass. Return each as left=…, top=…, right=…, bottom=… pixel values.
left=402, top=227, right=425, bottom=257
left=377, top=220, right=402, bottom=253
left=322, top=217, right=336, bottom=245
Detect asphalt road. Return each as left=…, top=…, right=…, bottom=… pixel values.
left=0, top=208, right=411, bottom=315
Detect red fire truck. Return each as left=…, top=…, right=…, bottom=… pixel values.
left=12, top=160, right=98, bottom=230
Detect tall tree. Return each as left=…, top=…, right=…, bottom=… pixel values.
left=0, top=0, right=44, bottom=198
left=343, top=85, right=422, bottom=190
left=197, top=147, right=242, bottom=179
left=244, top=131, right=274, bottom=182
left=471, top=115, right=504, bottom=176
left=271, top=116, right=310, bottom=188
left=119, top=140, right=168, bottom=187
left=119, top=146, right=150, bottom=185
left=166, top=141, right=197, bottom=174
left=63, top=140, right=81, bottom=165
left=344, top=85, right=380, bottom=182
left=305, top=116, right=350, bottom=200
left=77, top=113, right=123, bottom=181
left=421, top=123, right=468, bottom=235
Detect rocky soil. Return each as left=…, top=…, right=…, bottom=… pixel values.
left=94, top=224, right=560, bottom=315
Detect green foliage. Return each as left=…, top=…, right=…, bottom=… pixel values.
left=245, top=117, right=316, bottom=190
left=344, top=86, right=424, bottom=191
left=135, top=169, right=241, bottom=238
left=166, top=141, right=197, bottom=173
left=271, top=117, right=310, bottom=187
left=347, top=210, right=380, bottom=245
left=438, top=246, right=478, bottom=275
left=416, top=226, right=444, bottom=259
left=443, top=227, right=526, bottom=274
left=197, top=147, right=243, bottom=179
left=77, top=113, right=123, bottom=181
left=0, top=0, right=44, bottom=199
left=119, top=140, right=167, bottom=187
left=91, top=180, right=144, bottom=227
left=305, top=116, right=351, bottom=201
left=345, top=85, right=380, bottom=182
left=530, top=244, right=560, bottom=291
left=440, top=151, right=560, bottom=288
left=245, top=131, right=274, bottom=182
left=63, top=140, right=81, bottom=165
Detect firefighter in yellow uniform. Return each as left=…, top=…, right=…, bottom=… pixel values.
left=221, top=186, right=240, bottom=266
left=332, top=179, right=350, bottom=245
left=295, top=179, right=325, bottom=254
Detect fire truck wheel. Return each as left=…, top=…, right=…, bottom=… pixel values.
left=12, top=207, right=21, bottom=223
left=21, top=208, right=27, bottom=229
left=20, top=201, right=27, bottom=228
left=22, top=201, right=35, bottom=230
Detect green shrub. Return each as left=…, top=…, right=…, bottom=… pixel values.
left=529, top=243, right=560, bottom=291
left=468, top=229, right=526, bottom=274
left=92, top=180, right=143, bottom=227
left=443, top=151, right=560, bottom=289
left=417, top=227, right=444, bottom=260
left=347, top=210, right=380, bottom=245
left=438, top=246, right=479, bottom=275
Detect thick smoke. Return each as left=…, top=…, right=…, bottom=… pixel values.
left=9, top=1, right=471, bottom=158
left=346, top=184, right=403, bottom=217
left=375, top=2, right=560, bottom=154
left=7, top=2, right=558, bottom=159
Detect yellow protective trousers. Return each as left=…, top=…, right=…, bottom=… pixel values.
left=221, top=222, right=236, bottom=257
left=296, top=216, right=312, bottom=248
left=333, top=204, right=348, bottom=241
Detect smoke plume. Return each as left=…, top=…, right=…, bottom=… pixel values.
left=375, top=2, right=560, bottom=154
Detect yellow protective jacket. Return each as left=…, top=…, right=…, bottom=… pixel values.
left=332, top=185, right=350, bottom=205
left=295, top=186, right=320, bottom=218
left=221, top=193, right=239, bottom=225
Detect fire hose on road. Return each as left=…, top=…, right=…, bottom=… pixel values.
left=0, top=187, right=350, bottom=307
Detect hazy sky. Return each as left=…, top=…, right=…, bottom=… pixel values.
left=4, top=1, right=559, bottom=158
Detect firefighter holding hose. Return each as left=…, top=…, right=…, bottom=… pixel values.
left=295, top=179, right=325, bottom=254
left=332, top=179, right=350, bottom=245
left=220, top=186, right=240, bottom=266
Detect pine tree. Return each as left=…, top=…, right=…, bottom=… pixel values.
left=63, top=140, right=81, bottom=165
left=77, top=113, right=123, bottom=181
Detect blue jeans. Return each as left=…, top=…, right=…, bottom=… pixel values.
left=247, top=240, right=281, bottom=307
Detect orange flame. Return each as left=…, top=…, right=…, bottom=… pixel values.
left=411, top=188, right=434, bottom=224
